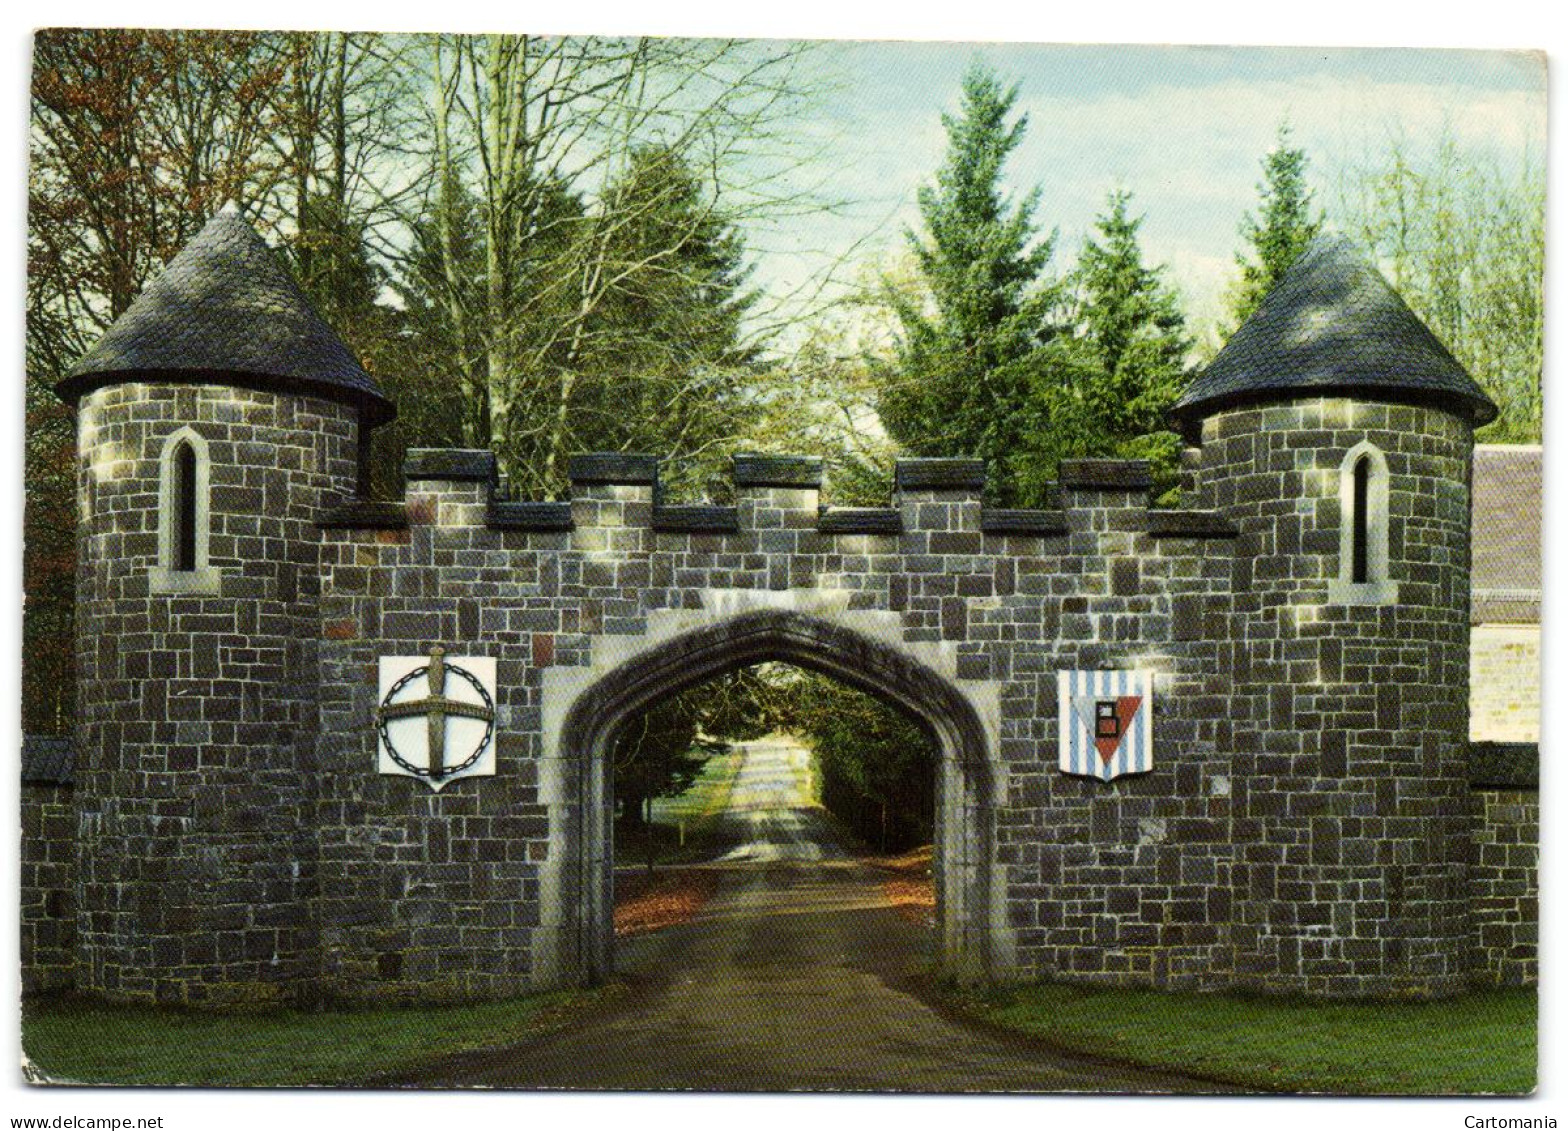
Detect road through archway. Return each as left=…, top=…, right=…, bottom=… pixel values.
left=402, top=734, right=1218, bottom=1092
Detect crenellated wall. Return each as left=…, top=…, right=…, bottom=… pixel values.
left=72, top=383, right=358, bottom=1005
left=305, top=447, right=1281, bottom=1001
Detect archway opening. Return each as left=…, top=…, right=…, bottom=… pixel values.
left=608, top=663, right=940, bottom=941
left=549, top=609, right=1003, bottom=987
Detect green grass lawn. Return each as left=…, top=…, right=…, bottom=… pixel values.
left=21, top=986, right=616, bottom=1087
left=615, top=748, right=743, bottom=867
left=652, top=747, right=742, bottom=827
left=957, top=981, right=1536, bottom=1094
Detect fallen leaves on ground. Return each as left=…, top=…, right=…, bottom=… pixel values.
left=876, top=845, right=935, bottom=926
left=614, top=868, right=721, bottom=936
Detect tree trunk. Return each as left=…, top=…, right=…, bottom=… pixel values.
left=330, top=33, right=348, bottom=208
left=645, top=795, right=656, bottom=875
left=431, top=39, right=482, bottom=446
left=483, top=36, right=514, bottom=474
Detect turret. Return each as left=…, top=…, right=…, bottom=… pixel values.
left=56, top=212, right=393, bottom=1003
left=1174, top=236, right=1496, bottom=997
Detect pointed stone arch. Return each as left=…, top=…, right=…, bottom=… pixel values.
left=532, top=593, right=1012, bottom=988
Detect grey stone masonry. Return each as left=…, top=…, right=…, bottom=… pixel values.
left=299, top=446, right=1263, bottom=1000
left=1465, top=743, right=1537, bottom=987
left=1469, top=788, right=1538, bottom=987
left=58, top=386, right=1520, bottom=1006
left=404, top=448, right=497, bottom=483
left=52, top=365, right=1530, bottom=1010
left=21, top=783, right=75, bottom=995
left=21, top=737, right=77, bottom=994
left=73, top=383, right=358, bottom=1005
left=732, top=454, right=824, bottom=488
left=303, top=416, right=1467, bottom=1004
left=47, top=210, right=1530, bottom=1008
left=58, top=376, right=1517, bottom=997
left=1197, top=400, right=1474, bottom=997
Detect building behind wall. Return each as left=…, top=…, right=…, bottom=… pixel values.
left=1463, top=445, right=1541, bottom=987
left=1470, top=445, right=1541, bottom=744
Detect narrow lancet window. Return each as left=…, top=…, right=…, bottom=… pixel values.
left=174, top=441, right=198, bottom=572
left=1351, top=455, right=1370, bottom=584
left=1329, top=440, right=1397, bottom=606
left=151, top=426, right=219, bottom=595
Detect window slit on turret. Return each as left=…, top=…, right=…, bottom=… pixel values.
left=174, top=440, right=198, bottom=572
left=151, top=425, right=218, bottom=595
left=1330, top=440, right=1397, bottom=606
left=1351, top=454, right=1371, bottom=584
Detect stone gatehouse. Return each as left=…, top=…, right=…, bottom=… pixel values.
left=26, top=212, right=1538, bottom=1006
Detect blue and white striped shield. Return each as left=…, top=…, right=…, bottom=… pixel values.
left=1057, top=670, right=1154, bottom=781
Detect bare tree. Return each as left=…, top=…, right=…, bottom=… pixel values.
left=1336, top=126, right=1545, bottom=442
left=27, top=29, right=293, bottom=732
left=30, top=30, right=287, bottom=351
left=405, top=33, right=826, bottom=493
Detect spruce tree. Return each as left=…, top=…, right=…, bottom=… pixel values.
left=1066, top=189, right=1190, bottom=499
left=577, top=144, right=762, bottom=498
left=875, top=63, right=1062, bottom=504
left=1230, top=122, right=1324, bottom=325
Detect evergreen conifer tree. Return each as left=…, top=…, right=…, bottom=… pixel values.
left=1050, top=189, right=1190, bottom=500
left=875, top=63, right=1063, bottom=504
left=1229, top=122, right=1324, bottom=325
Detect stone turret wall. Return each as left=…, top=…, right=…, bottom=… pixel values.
left=72, top=383, right=358, bottom=1005
left=1198, top=398, right=1474, bottom=997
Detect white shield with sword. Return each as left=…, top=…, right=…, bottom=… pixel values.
left=376, top=648, right=498, bottom=791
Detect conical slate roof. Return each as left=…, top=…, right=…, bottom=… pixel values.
left=56, top=212, right=394, bottom=424
left=1172, top=235, right=1495, bottom=438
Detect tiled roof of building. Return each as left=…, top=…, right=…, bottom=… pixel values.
left=1472, top=445, right=1541, bottom=624
left=21, top=735, right=74, bottom=786
left=56, top=211, right=394, bottom=424
left=1173, top=235, right=1496, bottom=436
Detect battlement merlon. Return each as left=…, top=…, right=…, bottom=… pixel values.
left=894, top=458, right=985, bottom=537
left=403, top=448, right=496, bottom=528
left=733, top=454, right=823, bottom=531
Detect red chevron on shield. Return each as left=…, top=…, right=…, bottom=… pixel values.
left=1070, top=694, right=1144, bottom=764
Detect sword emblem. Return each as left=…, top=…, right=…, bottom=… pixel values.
left=376, top=647, right=496, bottom=781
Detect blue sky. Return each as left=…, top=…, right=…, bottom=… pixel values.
left=744, top=41, right=1546, bottom=338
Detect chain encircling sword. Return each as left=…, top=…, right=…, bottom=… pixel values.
left=375, top=646, right=495, bottom=779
